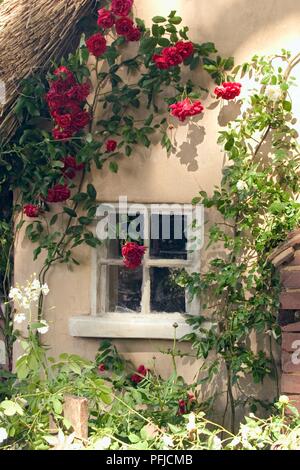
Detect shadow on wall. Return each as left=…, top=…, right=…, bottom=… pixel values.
left=185, top=0, right=300, bottom=55
left=169, top=0, right=300, bottom=172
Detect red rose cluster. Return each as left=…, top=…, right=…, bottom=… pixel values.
left=214, top=82, right=242, bottom=100
left=46, top=66, right=90, bottom=141
left=121, top=241, right=147, bottom=269
left=153, top=41, right=194, bottom=69
left=46, top=184, right=71, bottom=203
left=62, top=155, right=85, bottom=180
left=96, top=0, right=141, bottom=42
left=131, top=365, right=148, bottom=384
left=169, top=98, right=204, bottom=122
left=23, top=204, right=40, bottom=218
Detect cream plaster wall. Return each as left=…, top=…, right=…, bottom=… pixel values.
left=14, top=0, right=300, bottom=417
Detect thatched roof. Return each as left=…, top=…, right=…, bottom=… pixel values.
left=0, top=0, right=95, bottom=144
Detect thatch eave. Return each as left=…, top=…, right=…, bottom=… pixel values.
left=0, top=0, right=96, bottom=144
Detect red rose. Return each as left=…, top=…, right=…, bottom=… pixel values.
left=152, top=54, right=169, bottom=70
left=53, top=66, right=75, bottom=86
left=62, top=156, right=84, bottom=179
left=86, top=33, right=107, bottom=57
left=97, top=8, right=115, bottom=29
left=23, top=204, right=39, bottom=218
left=178, top=399, right=187, bottom=415
left=169, top=98, right=204, bottom=122
left=66, top=83, right=90, bottom=102
left=111, top=0, right=133, bottom=17
left=52, top=127, right=74, bottom=141
left=71, top=110, right=90, bottom=131
left=127, top=26, right=141, bottom=42
left=106, top=139, right=117, bottom=152
left=175, top=41, right=194, bottom=60
left=54, top=113, right=73, bottom=129
left=46, top=184, right=71, bottom=203
left=214, top=82, right=242, bottom=100
left=121, top=242, right=147, bottom=269
left=98, top=363, right=106, bottom=373
left=46, top=90, right=68, bottom=110
left=130, top=365, right=148, bottom=384
left=162, top=46, right=183, bottom=67
left=115, top=17, right=134, bottom=36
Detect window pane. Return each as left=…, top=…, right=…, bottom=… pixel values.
left=150, top=268, right=186, bottom=313
left=108, top=266, right=143, bottom=312
left=150, top=214, right=187, bottom=259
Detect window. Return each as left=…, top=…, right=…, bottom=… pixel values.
left=69, top=202, right=203, bottom=339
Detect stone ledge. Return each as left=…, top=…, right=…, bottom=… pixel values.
left=69, top=314, right=200, bottom=340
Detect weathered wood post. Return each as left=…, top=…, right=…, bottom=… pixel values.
left=63, top=395, right=89, bottom=440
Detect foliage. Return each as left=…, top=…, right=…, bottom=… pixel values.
left=177, top=50, right=300, bottom=430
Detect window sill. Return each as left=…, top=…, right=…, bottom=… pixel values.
left=69, top=314, right=194, bottom=340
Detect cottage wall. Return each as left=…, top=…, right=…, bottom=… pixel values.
left=14, top=0, right=300, bottom=417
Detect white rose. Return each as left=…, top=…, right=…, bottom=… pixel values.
left=162, top=434, right=174, bottom=448
left=37, top=320, right=49, bottom=335
left=14, top=313, right=26, bottom=324
left=265, top=85, right=282, bottom=102
left=42, top=284, right=50, bottom=296
left=31, top=279, right=41, bottom=291
left=186, top=413, right=196, bottom=432
left=212, top=435, right=222, bottom=450
left=0, top=427, right=8, bottom=443
left=94, top=436, right=111, bottom=450
left=279, top=395, right=290, bottom=405
left=236, top=180, right=248, bottom=191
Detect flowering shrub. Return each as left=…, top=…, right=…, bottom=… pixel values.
left=177, top=49, right=300, bottom=431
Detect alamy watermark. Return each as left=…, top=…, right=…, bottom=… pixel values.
left=95, top=197, right=204, bottom=251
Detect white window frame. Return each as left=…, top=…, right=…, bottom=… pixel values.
left=69, top=203, right=203, bottom=339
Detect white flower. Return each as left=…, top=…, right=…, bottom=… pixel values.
left=41, top=284, right=50, bottom=296
left=186, top=413, right=196, bottom=433
left=236, top=180, right=248, bottom=191
left=9, top=287, right=22, bottom=301
left=94, top=436, right=111, bottom=450
left=265, top=85, right=282, bottom=102
left=44, top=429, right=82, bottom=450
left=14, top=313, right=26, bottom=324
left=162, top=434, right=174, bottom=449
left=31, top=279, right=41, bottom=291
left=279, top=395, right=290, bottom=405
left=212, top=435, right=222, bottom=450
left=230, top=436, right=241, bottom=447
left=37, top=320, right=49, bottom=335
left=0, top=427, right=8, bottom=443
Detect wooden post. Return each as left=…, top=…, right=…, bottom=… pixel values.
left=63, top=395, right=89, bottom=440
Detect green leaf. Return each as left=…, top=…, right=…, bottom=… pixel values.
left=283, top=100, right=292, bottom=112
left=87, top=183, right=97, bottom=201
left=63, top=207, right=77, bottom=218
left=50, top=214, right=58, bottom=226
left=168, top=16, right=182, bottom=25
left=139, top=37, right=157, bottom=54
left=109, top=161, right=119, bottom=173
left=152, top=16, right=166, bottom=23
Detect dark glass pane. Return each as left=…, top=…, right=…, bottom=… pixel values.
left=108, top=266, right=142, bottom=312
left=150, top=214, right=187, bottom=259
left=108, top=213, right=145, bottom=258
left=150, top=268, right=186, bottom=313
